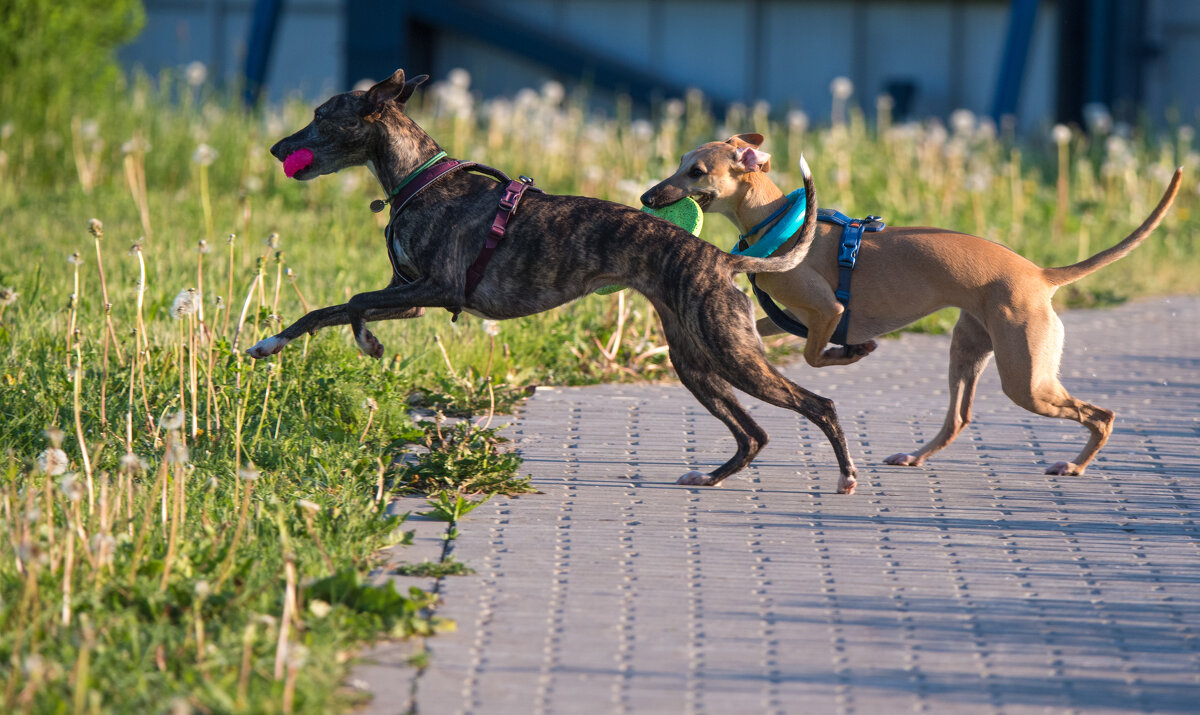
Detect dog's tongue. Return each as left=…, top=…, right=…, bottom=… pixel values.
left=282, top=148, right=314, bottom=178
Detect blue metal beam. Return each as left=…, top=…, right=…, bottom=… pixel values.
left=992, top=0, right=1041, bottom=121
left=243, top=0, right=283, bottom=108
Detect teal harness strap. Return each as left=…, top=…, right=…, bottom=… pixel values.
left=730, top=188, right=807, bottom=258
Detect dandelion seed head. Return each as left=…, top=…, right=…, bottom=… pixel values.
left=309, top=599, right=333, bottom=618
left=67, top=252, right=83, bottom=266
left=265, top=232, right=280, bottom=249
left=787, top=109, right=809, bottom=133
left=159, top=411, right=186, bottom=431
left=192, top=143, right=218, bottom=166
left=239, top=464, right=260, bottom=481
left=130, top=136, right=151, bottom=154
left=830, top=76, right=854, bottom=100
left=0, top=287, right=18, bottom=306
left=80, top=119, right=100, bottom=141
left=44, top=427, right=65, bottom=447
left=1052, top=124, right=1072, bottom=146
left=950, top=109, right=976, bottom=136
left=198, top=239, right=210, bottom=254
left=297, top=499, right=321, bottom=514
left=362, top=397, right=378, bottom=411
left=288, top=643, right=310, bottom=669
left=664, top=99, right=685, bottom=120
left=167, top=441, right=190, bottom=464
left=1178, top=125, right=1194, bottom=144
left=194, top=579, right=211, bottom=599
left=630, top=119, right=654, bottom=142
left=24, top=506, right=41, bottom=523
left=37, top=447, right=68, bottom=475
left=171, top=288, right=198, bottom=318
left=91, top=533, right=117, bottom=566
left=541, top=80, right=565, bottom=105
left=243, top=175, right=263, bottom=193
left=226, top=233, right=237, bottom=245
left=88, top=218, right=103, bottom=239
left=448, top=67, right=472, bottom=90
left=23, top=654, right=44, bottom=678
left=59, top=473, right=84, bottom=501
left=120, top=452, right=145, bottom=473
left=1083, top=102, right=1113, bottom=135
left=186, top=61, right=208, bottom=87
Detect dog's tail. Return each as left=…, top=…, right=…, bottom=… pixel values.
left=726, top=154, right=818, bottom=275
left=1043, top=167, right=1182, bottom=287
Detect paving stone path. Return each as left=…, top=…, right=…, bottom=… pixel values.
left=359, top=296, right=1200, bottom=714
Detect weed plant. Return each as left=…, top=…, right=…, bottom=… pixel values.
left=0, top=65, right=1196, bottom=712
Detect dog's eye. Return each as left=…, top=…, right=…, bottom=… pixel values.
left=689, top=166, right=706, bottom=178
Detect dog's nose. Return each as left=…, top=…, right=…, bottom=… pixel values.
left=639, top=188, right=661, bottom=208
left=269, top=140, right=287, bottom=161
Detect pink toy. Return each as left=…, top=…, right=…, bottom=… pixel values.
left=283, top=148, right=314, bottom=178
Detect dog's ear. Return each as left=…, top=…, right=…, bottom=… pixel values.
left=365, top=69, right=408, bottom=109
left=735, top=145, right=772, bottom=173
left=732, top=133, right=766, bottom=148
left=397, top=74, right=429, bottom=107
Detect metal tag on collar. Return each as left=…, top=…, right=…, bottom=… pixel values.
left=370, top=198, right=388, bottom=213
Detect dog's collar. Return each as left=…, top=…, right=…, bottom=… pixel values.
left=370, top=150, right=449, bottom=213
left=731, top=188, right=807, bottom=258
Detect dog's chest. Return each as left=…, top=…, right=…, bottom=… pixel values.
left=385, top=226, right=420, bottom=282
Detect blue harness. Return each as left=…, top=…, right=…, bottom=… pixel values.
left=743, top=208, right=885, bottom=347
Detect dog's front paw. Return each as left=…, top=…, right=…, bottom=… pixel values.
left=884, top=452, right=921, bottom=466
left=676, top=470, right=718, bottom=486
left=355, top=328, right=385, bottom=359
left=247, top=335, right=289, bottom=359
left=1045, top=461, right=1082, bottom=476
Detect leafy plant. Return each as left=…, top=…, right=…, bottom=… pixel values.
left=391, top=421, right=536, bottom=496
left=421, top=491, right=491, bottom=522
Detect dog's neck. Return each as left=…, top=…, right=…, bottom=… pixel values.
left=730, top=172, right=788, bottom=240
left=369, top=115, right=444, bottom=198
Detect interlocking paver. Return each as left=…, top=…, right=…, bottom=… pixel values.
left=390, top=297, right=1200, bottom=714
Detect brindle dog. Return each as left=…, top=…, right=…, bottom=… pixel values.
left=247, top=69, right=862, bottom=494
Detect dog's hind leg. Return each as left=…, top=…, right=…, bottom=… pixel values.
left=885, top=311, right=994, bottom=466
left=992, top=307, right=1114, bottom=475
left=719, top=358, right=859, bottom=494
left=671, top=357, right=770, bottom=486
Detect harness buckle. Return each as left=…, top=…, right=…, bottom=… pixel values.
left=837, top=234, right=860, bottom=268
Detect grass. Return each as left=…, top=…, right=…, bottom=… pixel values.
left=0, top=66, right=1196, bottom=712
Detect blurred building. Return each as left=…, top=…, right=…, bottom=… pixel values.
left=120, top=0, right=1199, bottom=128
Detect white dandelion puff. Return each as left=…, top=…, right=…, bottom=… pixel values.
left=36, top=448, right=69, bottom=475
left=59, top=473, right=84, bottom=501
left=159, top=411, right=186, bottom=431
left=171, top=288, right=198, bottom=318
left=192, top=143, right=218, bottom=166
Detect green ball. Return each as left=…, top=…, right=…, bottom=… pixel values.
left=641, top=196, right=704, bottom=236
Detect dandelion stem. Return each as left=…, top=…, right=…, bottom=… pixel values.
left=72, top=346, right=94, bottom=513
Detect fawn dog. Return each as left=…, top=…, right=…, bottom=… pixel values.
left=642, top=133, right=1181, bottom=476
left=247, top=70, right=865, bottom=493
